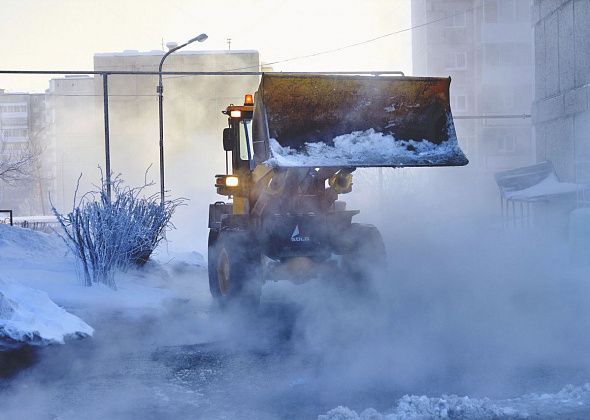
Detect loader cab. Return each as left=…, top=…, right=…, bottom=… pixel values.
left=216, top=95, right=255, bottom=198
left=222, top=95, right=254, bottom=173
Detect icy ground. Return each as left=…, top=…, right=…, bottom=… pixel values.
left=2, top=210, right=590, bottom=418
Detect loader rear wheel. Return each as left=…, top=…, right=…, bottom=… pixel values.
left=208, top=229, right=262, bottom=308
left=338, top=223, right=387, bottom=290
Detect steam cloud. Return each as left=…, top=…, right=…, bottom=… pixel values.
left=2, top=165, right=590, bottom=419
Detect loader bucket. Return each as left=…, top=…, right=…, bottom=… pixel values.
left=252, top=74, right=468, bottom=168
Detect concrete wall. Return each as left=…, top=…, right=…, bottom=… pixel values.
left=412, top=0, right=534, bottom=176
left=46, top=50, right=260, bottom=213
left=533, top=0, right=590, bottom=183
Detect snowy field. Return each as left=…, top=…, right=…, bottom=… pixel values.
left=2, top=174, right=590, bottom=419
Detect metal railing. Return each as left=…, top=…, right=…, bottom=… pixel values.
left=0, top=209, right=13, bottom=226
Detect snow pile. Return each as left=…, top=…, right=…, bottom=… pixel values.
left=0, top=277, right=93, bottom=350
left=153, top=249, right=205, bottom=269
left=318, top=396, right=523, bottom=420
left=505, top=172, right=584, bottom=201
left=319, top=383, right=590, bottom=419
left=388, top=395, right=524, bottom=419
left=318, top=406, right=383, bottom=420
left=0, top=223, right=65, bottom=260
left=266, top=128, right=467, bottom=168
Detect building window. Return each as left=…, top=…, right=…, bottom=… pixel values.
left=514, top=0, right=529, bottom=22
left=0, top=104, right=27, bottom=113
left=484, top=0, right=498, bottom=23
left=485, top=45, right=500, bottom=67
left=460, top=136, right=474, bottom=156
left=1, top=128, right=28, bottom=138
left=0, top=117, right=28, bottom=127
left=497, top=135, right=516, bottom=154
left=453, top=95, right=467, bottom=111
left=445, top=52, right=467, bottom=70
left=444, top=10, right=466, bottom=28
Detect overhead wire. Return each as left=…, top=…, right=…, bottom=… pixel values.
left=163, top=3, right=484, bottom=80
left=223, top=3, right=484, bottom=72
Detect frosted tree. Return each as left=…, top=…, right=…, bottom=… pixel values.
left=52, top=171, right=183, bottom=289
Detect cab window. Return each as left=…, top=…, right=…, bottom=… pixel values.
left=239, top=119, right=253, bottom=161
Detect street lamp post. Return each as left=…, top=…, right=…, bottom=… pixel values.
left=157, top=33, right=208, bottom=204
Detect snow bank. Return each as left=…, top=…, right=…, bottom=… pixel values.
left=0, top=223, right=65, bottom=260
left=266, top=128, right=467, bottom=168
left=0, top=278, right=93, bottom=350
left=319, top=383, right=590, bottom=419
left=0, top=224, right=199, bottom=316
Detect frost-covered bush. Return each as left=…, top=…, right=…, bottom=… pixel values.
left=52, top=173, right=183, bottom=289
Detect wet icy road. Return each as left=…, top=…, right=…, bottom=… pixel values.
left=4, top=224, right=590, bottom=419
left=4, top=282, right=590, bottom=419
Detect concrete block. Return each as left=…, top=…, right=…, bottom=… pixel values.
left=544, top=12, right=560, bottom=97
left=565, top=86, right=589, bottom=115
left=540, top=0, right=563, bottom=18
left=535, top=123, right=547, bottom=161
left=574, top=0, right=590, bottom=87
left=532, top=1, right=541, bottom=24
left=574, top=110, right=590, bottom=160
left=534, top=22, right=546, bottom=100
left=559, top=2, right=575, bottom=92
left=545, top=117, right=575, bottom=180
left=568, top=208, right=590, bottom=265
left=575, top=161, right=590, bottom=184
left=537, top=94, right=565, bottom=122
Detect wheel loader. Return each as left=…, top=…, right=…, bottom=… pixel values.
left=208, top=73, right=468, bottom=306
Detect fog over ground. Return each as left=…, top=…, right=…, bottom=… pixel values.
left=2, top=166, right=590, bottom=419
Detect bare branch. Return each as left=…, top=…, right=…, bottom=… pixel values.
left=0, top=139, right=39, bottom=185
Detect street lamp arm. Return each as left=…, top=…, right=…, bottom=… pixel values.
left=158, top=42, right=190, bottom=74
left=158, top=34, right=207, bottom=75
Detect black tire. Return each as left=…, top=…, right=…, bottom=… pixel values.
left=208, top=229, right=221, bottom=298
left=338, top=223, right=387, bottom=289
left=208, top=229, right=262, bottom=308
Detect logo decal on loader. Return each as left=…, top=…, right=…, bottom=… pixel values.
left=291, top=224, right=310, bottom=242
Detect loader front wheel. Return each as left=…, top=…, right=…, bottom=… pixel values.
left=338, top=223, right=387, bottom=290
left=208, top=230, right=262, bottom=308
left=208, top=229, right=221, bottom=298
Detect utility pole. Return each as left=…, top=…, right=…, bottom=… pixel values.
left=157, top=33, right=208, bottom=205
left=226, top=38, right=232, bottom=51
left=102, top=74, right=111, bottom=201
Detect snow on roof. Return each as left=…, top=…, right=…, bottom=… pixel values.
left=505, top=173, right=585, bottom=201
left=94, top=49, right=259, bottom=57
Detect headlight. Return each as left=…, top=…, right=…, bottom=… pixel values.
left=215, top=175, right=239, bottom=187
left=328, top=172, right=353, bottom=194
left=225, top=176, right=239, bottom=187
